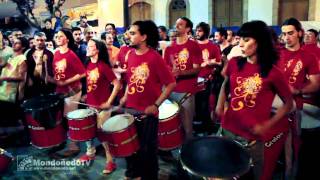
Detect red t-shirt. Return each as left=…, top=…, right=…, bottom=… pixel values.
left=222, top=58, right=291, bottom=141
left=278, top=48, right=320, bottom=108
left=302, top=44, right=320, bottom=62
left=164, top=39, right=202, bottom=93
left=125, top=49, right=175, bottom=112
left=117, top=45, right=133, bottom=69
left=86, top=61, right=116, bottom=106
left=197, top=41, right=221, bottom=78
left=53, top=49, right=86, bottom=94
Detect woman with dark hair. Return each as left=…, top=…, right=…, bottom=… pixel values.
left=216, top=20, right=293, bottom=180
left=121, top=20, right=176, bottom=180
left=51, top=9, right=63, bottom=33
left=77, top=39, right=120, bottom=174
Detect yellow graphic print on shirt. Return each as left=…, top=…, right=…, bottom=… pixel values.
left=202, top=49, right=209, bottom=60
left=174, top=48, right=189, bottom=70
left=128, top=63, right=150, bottom=95
left=87, top=67, right=100, bottom=93
left=231, top=73, right=263, bottom=111
left=54, top=59, right=66, bottom=80
left=285, top=59, right=303, bottom=84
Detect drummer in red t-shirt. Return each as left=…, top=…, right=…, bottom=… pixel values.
left=216, top=21, right=293, bottom=180
left=194, top=22, right=222, bottom=134
left=78, top=39, right=120, bottom=174
left=279, top=18, right=320, bottom=180
left=52, top=29, right=86, bottom=114
left=120, top=20, right=176, bottom=180
left=163, top=17, right=202, bottom=141
left=49, top=29, right=86, bottom=157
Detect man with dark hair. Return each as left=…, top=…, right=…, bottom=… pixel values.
left=78, top=15, right=90, bottom=33
left=304, top=29, right=318, bottom=45
left=121, top=20, right=176, bottom=180
left=226, top=29, right=234, bottom=44
left=105, top=23, right=120, bottom=48
left=25, top=32, right=55, bottom=99
left=279, top=17, right=320, bottom=180
left=302, top=29, right=320, bottom=61
left=0, top=37, right=28, bottom=128
left=158, top=25, right=169, bottom=41
left=194, top=22, right=221, bottom=134
left=72, top=27, right=87, bottom=64
left=164, top=17, right=202, bottom=141
left=42, top=19, right=55, bottom=41
left=214, top=27, right=232, bottom=56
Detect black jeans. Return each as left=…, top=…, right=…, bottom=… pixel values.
left=125, top=115, right=159, bottom=180
left=195, top=80, right=213, bottom=132
left=296, top=127, right=320, bottom=180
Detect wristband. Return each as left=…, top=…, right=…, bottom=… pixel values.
left=153, top=103, right=159, bottom=108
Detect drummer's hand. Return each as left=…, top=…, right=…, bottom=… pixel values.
left=215, top=106, right=224, bottom=119
left=56, top=80, right=67, bottom=86
left=119, top=96, right=126, bottom=107
left=144, top=105, right=159, bottom=116
left=201, top=61, right=208, bottom=67
left=252, top=121, right=272, bottom=136
left=289, top=85, right=299, bottom=95
left=172, top=69, right=181, bottom=78
left=99, top=102, right=111, bottom=110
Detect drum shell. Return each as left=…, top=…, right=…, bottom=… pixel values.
left=26, top=113, right=66, bottom=149
left=0, top=149, right=13, bottom=173
left=22, top=94, right=64, bottom=129
left=67, top=112, right=97, bottom=141
left=158, top=113, right=184, bottom=150
left=102, top=115, right=140, bottom=157
left=158, top=100, right=184, bottom=150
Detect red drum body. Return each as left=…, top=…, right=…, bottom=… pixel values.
left=101, top=114, right=139, bottom=157
left=0, top=148, right=13, bottom=173
left=67, top=109, right=97, bottom=141
left=158, top=100, right=184, bottom=150
left=22, top=94, right=66, bottom=149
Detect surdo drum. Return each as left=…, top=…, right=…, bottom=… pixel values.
left=0, top=148, right=14, bottom=173
left=67, top=109, right=97, bottom=141
left=21, top=94, right=66, bottom=149
left=158, top=99, right=184, bottom=150
left=101, top=114, right=140, bottom=157
left=180, top=136, right=251, bottom=179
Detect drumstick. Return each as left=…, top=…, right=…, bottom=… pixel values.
left=67, top=100, right=145, bottom=116
left=67, top=100, right=100, bottom=109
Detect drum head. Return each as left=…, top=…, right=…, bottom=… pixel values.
left=21, top=94, right=62, bottom=111
left=197, top=77, right=205, bottom=83
left=67, top=109, right=95, bottom=120
left=102, top=114, right=134, bottom=132
left=159, top=99, right=179, bottom=120
left=180, top=136, right=251, bottom=179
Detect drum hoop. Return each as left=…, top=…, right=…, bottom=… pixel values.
left=0, top=148, right=14, bottom=159
left=103, top=114, right=135, bottom=133
left=159, top=101, right=180, bottom=122
left=22, top=98, right=61, bottom=111
left=66, top=109, right=96, bottom=120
